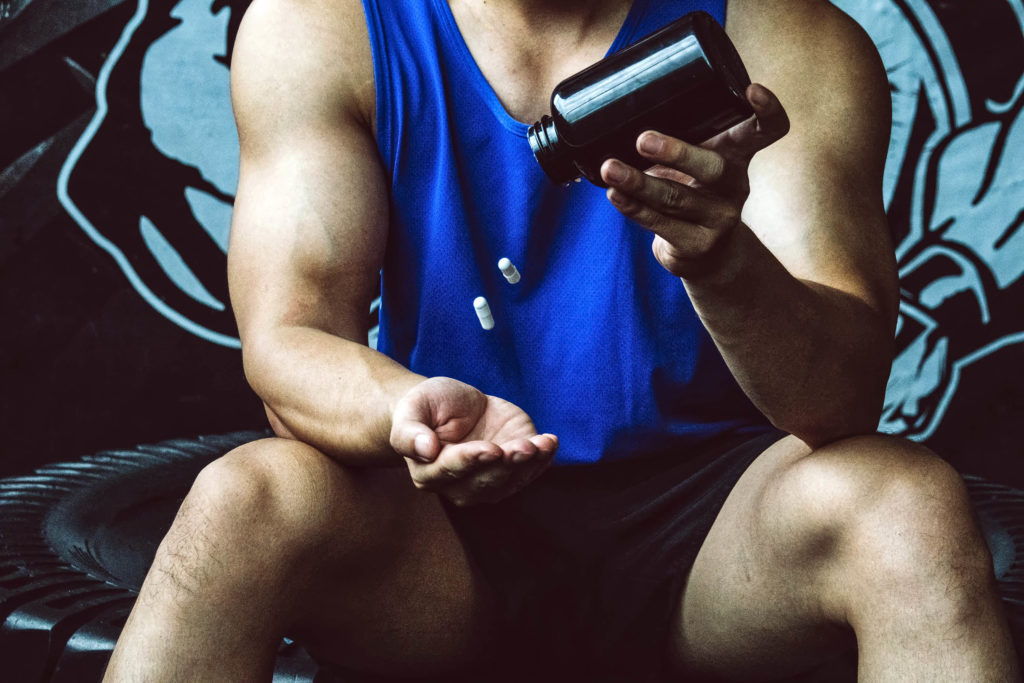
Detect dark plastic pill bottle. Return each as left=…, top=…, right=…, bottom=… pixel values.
left=528, top=11, right=753, bottom=187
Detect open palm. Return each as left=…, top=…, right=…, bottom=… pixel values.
left=390, top=377, right=558, bottom=505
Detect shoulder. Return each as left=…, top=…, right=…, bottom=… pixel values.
left=726, top=0, right=883, bottom=80
left=231, top=0, right=376, bottom=140
left=726, top=0, right=890, bottom=155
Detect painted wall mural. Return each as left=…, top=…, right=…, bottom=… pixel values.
left=58, top=0, right=244, bottom=347
left=0, top=0, right=1022, bottom=483
left=0, top=0, right=264, bottom=478
left=834, top=0, right=1024, bottom=444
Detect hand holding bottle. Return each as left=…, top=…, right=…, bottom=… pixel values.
left=601, top=83, right=790, bottom=279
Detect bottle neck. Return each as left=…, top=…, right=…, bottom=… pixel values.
left=528, top=115, right=579, bottom=185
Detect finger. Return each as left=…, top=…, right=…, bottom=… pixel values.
left=499, top=437, right=539, bottom=464
left=634, top=131, right=729, bottom=187
left=712, top=83, right=790, bottom=159
left=438, top=433, right=559, bottom=504
left=529, top=433, right=559, bottom=459
left=465, top=463, right=517, bottom=503
left=457, top=436, right=555, bottom=504
left=644, top=163, right=696, bottom=187
left=435, top=459, right=520, bottom=506
left=746, top=83, right=790, bottom=146
left=417, top=440, right=502, bottom=482
left=501, top=445, right=555, bottom=494
left=506, top=434, right=557, bottom=479
left=603, top=160, right=739, bottom=232
left=606, top=185, right=720, bottom=262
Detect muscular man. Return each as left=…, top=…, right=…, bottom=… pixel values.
left=104, top=0, right=1019, bottom=680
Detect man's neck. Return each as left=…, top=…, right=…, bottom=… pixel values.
left=451, top=0, right=632, bottom=44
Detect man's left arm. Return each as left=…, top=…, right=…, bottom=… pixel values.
left=601, top=0, right=896, bottom=448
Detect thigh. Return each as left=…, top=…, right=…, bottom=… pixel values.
left=218, top=438, right=500, bottom=677
left=668, top=435, right=856, bottom=681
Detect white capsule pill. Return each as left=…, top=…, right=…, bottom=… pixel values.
left=497, top=257, right=521, bottom=284
left=473, top=296, right=494, bottom=330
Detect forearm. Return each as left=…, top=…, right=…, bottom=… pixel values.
left=684, top=224, right=894, bottom=447
left=243, top=325, right=425, bottom=466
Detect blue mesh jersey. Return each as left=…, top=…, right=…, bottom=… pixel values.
left=361, top=0, right=774, bottom=464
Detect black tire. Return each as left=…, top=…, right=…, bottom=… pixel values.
left=1, top=435, right=1023, bottom=681
left=965, top=474, right=1024, bottom=635
left=0, top=431, right=327, bottom=682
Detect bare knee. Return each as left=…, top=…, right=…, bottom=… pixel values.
left=765, top=435, right=994, bottom=620
left=807, top=436, right=989, bottom=574
left=184, top=439, right=332, bottom=553
left=191, top=437, right=427, bottom=557
left=151, top=439, right=393, bottom=602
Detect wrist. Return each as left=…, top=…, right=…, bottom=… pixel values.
left=382, top=371, right=430, bottom=446
left=677, top=221, right=756, bottom=290
left=386, top=372, right=430, bottom=417
left=680, top=222, right=795, bottom=335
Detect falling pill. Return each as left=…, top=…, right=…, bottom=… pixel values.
left=498, top=257, right=521, bottom=284
left=473, top=296, right=495, bottom=330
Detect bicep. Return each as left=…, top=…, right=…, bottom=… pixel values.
left=226, top=0, right=385, bottom=346
left=739, top=0, right=898, bottom=323
left=229, top=129, right=388, bottom=344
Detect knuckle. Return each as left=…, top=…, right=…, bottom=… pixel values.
left=707, top=154, right=728, bottom=183
left=718, top=204, right=741, bottom=228
left=662, top=182, right=685, bottom=210
left=617, top=195, right=641, bottom=216
left=648, top=210, right=672, bottom=234
left=670, top=141, right=689, bottom=165
left=652, top=237, right=681, bottom=266
left=440, top=464, right=462, bottom=480
left=693, top=230, right=717, bottom=258
left=674, top=240, right=697, bottom=263
left=624, top=167, right=644, bottom=191
left=698, top=229, right=729, bottom=261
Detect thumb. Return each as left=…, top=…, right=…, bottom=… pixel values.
left=390, top=390, right=441, bottom=462
left=745, top=83, right=790, bottom=147
left=390, top=419, right=440, bottom=463
left=715, top=83, right=790, bottom=160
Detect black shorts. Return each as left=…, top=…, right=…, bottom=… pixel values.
left=444, top=428, right=785, bottom=683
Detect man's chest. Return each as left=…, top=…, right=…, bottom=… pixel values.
left=446, top=1, right=633, bottom=123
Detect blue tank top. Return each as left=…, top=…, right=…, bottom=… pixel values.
left=362, top=0, right=773, bottom=464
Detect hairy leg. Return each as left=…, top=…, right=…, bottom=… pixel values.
left=671, top=434, right=1018, bottom=682
left=103, top=437, right=495, bottom=682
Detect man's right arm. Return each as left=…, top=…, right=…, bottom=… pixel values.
left=228, top=0, right=422, bottom=466
left=228, top=0, right=558, bottom=494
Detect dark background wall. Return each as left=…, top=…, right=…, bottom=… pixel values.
left=0, top=0, right=265, bottom=479
left=1, top=0, right=1023, bottom=486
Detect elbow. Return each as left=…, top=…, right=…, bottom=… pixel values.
left=240, top=330, right=280, bottom=402
left=239, top=333, right=295, bottom=440
left=780, top=412, right=880, bottom=450
left=769, top=380, right=887, bottom=450
left=774, top=336, right=893, bottom=448
left=263, top=403, right=298, bottom=440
